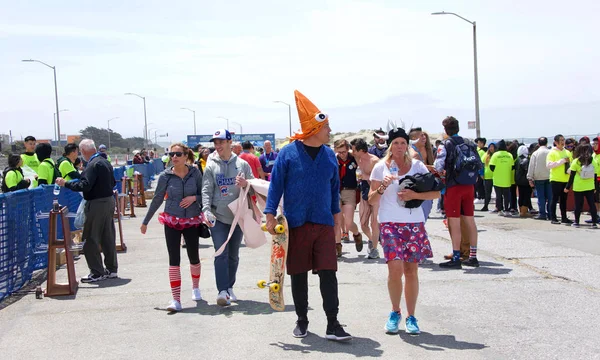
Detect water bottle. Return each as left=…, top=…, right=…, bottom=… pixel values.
left=389, top=160, right=399, bottom=184
left=52, top=199, right=60, bottom=212
left=356, top=167, right=362, bottom=180
left=53, top=183, right=61, bottom=196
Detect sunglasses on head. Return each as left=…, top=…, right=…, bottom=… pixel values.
left=169, top=151, right=184, bottom=157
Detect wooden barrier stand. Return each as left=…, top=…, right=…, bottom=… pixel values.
left=120, top=177, right=136, bottom=218
left=45, top=205, right=78, bottom=297
left=134, top=173, right=147, bottom=208
left=113, top=191, right=127, bottom=252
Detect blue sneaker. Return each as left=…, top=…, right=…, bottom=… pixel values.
left=405, top=315, right=420, bottom=334
left=385, top=311, right=400, bottom=334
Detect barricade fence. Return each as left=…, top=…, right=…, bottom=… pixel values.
left=0, top=160, right=164, bottom=301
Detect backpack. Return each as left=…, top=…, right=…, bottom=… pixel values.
left=1, top=168, right=10, bottom=193
left=446, top=137, right=482, bottom=185
left=43, top=159, right=61, bottom=185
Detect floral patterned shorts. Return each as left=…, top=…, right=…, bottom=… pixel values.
left=379, top=222, right=433, bottom=263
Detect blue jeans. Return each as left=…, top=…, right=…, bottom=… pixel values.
left=210, top=220, right=243, bottom=293
left=534, top=180, right=552, bottom=217
left=422, top=200, right=433, bottom=223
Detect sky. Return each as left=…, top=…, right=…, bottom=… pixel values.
left=1, top=0, right=599, bottom=144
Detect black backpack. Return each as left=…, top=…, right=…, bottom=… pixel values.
left=1, top=168, right=10, bottom=193
left=43, top=159, right=61, bottom=185
left=446, top=137, right=482, bottom=185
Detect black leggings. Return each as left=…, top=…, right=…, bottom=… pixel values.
left=484, top=179, right=494, bottom=208
left=510, top=185, right=518, bottom=211
left=550, top=181, right=568, bottom=221
left=574, top=190, right=599, bottom=224
left=164, top=225, right=200, bottom=266
left=518, top=185, right=533, bottom=209
left=495, top=186, right=511, bottom=211
left=291, top=271, right=339, bottom=324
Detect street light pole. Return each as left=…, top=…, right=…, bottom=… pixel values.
left=181, top=108, right=196, bottom=135
left=125, top=93, right=148, bottom=148
left=431, top=11, right=481, bottom=138
left=232, top=121, right=243, bottom=134
left=217, top=116, right=229, bottom=130
left=53, top=109, right=69, bottom=144
left=107, top=117, right=119, bottom=150
left=274, top=101, right=292, bottom=137
left=22, top=59, right=64, bottom=147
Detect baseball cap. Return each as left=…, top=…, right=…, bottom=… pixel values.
left=99, top=144, right=107, bottom=150
left=210, top=129, right=232, bottom=142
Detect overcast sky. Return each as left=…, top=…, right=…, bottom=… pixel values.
left=1, top=0, right=599, bottom=143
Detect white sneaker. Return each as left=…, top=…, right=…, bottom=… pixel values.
left=167, top=299, right=182, bottom=312
left=192, top=288, right=202, bottom=301
left=228, top=288, right=237, bottom=302
left=216, top=290, right=231, bottom=306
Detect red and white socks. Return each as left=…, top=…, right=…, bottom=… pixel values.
left=190, top=263, right=201, bottom=289
left=169, top=266, right=181, bottom=303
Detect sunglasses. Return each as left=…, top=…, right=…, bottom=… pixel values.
left=169, top=151, right=184, bottom=157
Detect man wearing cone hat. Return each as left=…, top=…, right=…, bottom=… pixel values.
left=264, top=90, right=352, bottom=341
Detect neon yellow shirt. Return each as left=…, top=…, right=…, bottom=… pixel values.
left=37, top=158, right=55, bottom=185
left=569, top=159, right=598, bottom=192
left=547, top=148, right=572, bottom=183
left=58, top=159, right=77, bottom=181
left=4, top=169, right=24, bottom=189
left=483, top=153, right=493, bottom=180
left=489, top=151, right=514, bottom=187
left=21, top=153, right=40, bottom=172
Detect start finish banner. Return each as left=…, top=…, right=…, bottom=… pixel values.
left=187, top=133, right=276, bottom=148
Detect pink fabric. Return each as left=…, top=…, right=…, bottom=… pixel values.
left=158, top=212, right=205, bottom=230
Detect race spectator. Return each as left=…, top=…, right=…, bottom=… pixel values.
left=21, top=135, right=40, bottom=174
left=565, top=144, right=598, bottom=228
left=546, top=134, right=573, bottom=224
left=35, top=143, right=57, bottom=185
left=369, top=129, right=388, bottom=159
left=334, top=139, right=362, bottom=255
left=259, top=140, right=278, bottom=179
left=490, top=140, right=514, bottom=216
left=515, top=145, right=533, bottom=217
left=239, top=141, right=266, bottom=180
left=1, top=154, right=31, bottom=192
left=481, top=143, right=496, bottom=212
left=527, top=137, right=552, bottom=220
left=56, top=139, right=118, bottom=283
left=57, top=143, right=81, bottom=181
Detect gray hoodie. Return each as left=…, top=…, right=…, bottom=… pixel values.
left=143, top=165, right=203, bottom=225
left=202, top=153, right=254, bottom=225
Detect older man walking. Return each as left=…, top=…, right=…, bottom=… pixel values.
left=56, top=139, right=118, bottom=283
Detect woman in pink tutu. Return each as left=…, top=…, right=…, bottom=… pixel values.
left=141, top=142, right=204, bottom=312
left=368, top=125, right=440, bottom=335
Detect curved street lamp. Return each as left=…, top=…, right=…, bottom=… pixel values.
left=181, top=107, right=197, bottom=135
left=107, top=117, right=119, bottom=150
left=22, top=59, right=63, bottom=147
left=431, top=11, right=481, bottom=138
left=231, top=121, right=243, bottom=135
left=125, top=92, right=148, bottom=148
left=217, top=116, right=230, bottom=130
left=274, top=100, right=292, bottom=137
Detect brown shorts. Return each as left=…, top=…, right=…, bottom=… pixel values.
left=287, top=223, right=337, bottom=275
left=340, top=189, right=357, bottom=207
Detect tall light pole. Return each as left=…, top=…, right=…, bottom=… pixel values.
left=22, top=59, right=63, bottom=147
left=231, top=121, right=243, bottom=135
left=432, top=11, right=481, bottom=138
left=217, top=116, right=230, bottom=130
left=274, top=100, right=292, bottom=137
left=53, top=109, right=69, bottom=144
left=181, top=107, right=196, bottom=135
left=107, top=117, right=119, bottom=150
left=125, top=92, right=148, bottom=148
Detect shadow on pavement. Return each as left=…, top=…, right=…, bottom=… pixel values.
left=421, top=261, right=512, bottom=275
left=85, top=278, right=132, bottom=288
left=339, top=255, right=385, bottom=264
left=271, top=334, right=384, bottom=357
left=153, top=299, right=306, bottom=317
left=398, top=331, right=487, bottom=351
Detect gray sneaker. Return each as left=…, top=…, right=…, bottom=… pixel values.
left=367, top=248, right=380, bottom=259
left=367, top=240, right=373, bottom=252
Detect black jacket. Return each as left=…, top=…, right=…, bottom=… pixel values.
left=65, top=154, right=115, bottom=200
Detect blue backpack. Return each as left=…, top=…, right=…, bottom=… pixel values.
left=446, top=138, right=482, bottom=185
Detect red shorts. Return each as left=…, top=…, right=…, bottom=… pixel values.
left=444, top=184, right=475, bottom=218
left=287, top=223, right=337, bottom=275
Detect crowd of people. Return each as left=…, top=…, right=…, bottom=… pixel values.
left=3, top=90, right=599, bottom=342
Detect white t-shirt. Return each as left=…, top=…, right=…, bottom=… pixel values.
left=370, top=158, right=429, bottom=223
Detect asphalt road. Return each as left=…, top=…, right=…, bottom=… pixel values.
left=1, top=203, right=599, bottom=360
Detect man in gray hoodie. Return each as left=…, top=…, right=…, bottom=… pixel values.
left=202, top=129, right=254, bottom=306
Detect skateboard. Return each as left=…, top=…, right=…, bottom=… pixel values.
left=258, top=214, right=288, bottom=311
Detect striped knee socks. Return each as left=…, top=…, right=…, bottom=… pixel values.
left=470, top=246, right=477, bottom=259
left=190, top=263, right=201, bottom=289
left=169, top=266, right=181, bottom=302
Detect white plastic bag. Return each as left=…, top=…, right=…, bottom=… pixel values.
left=74, top=199, right=87, bottom=229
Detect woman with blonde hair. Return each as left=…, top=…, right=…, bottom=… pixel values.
left=369, top=125, right=440, bottom=335
left=140, top=142, right=204, bottom=312
left=409, top=128, right=436, bottom=220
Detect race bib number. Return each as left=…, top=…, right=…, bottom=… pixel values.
left=580, top=164, right=595, bottom=179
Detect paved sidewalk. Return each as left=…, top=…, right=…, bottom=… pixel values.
left=1, top=205, right=599, bottom=359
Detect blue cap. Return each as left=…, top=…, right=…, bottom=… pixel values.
left=210, top=129, right=232, bottom=142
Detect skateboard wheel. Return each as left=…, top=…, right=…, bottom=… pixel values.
left=274, top=224, right=284, bottom=234
left=257, top=280, right=267, bottom=289
left=270, top=283, right=280, bottom=292
left=261, top=224, right=267, bottom=232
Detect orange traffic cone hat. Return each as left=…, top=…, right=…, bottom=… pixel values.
left=289, top=90, right=329, bottom=141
